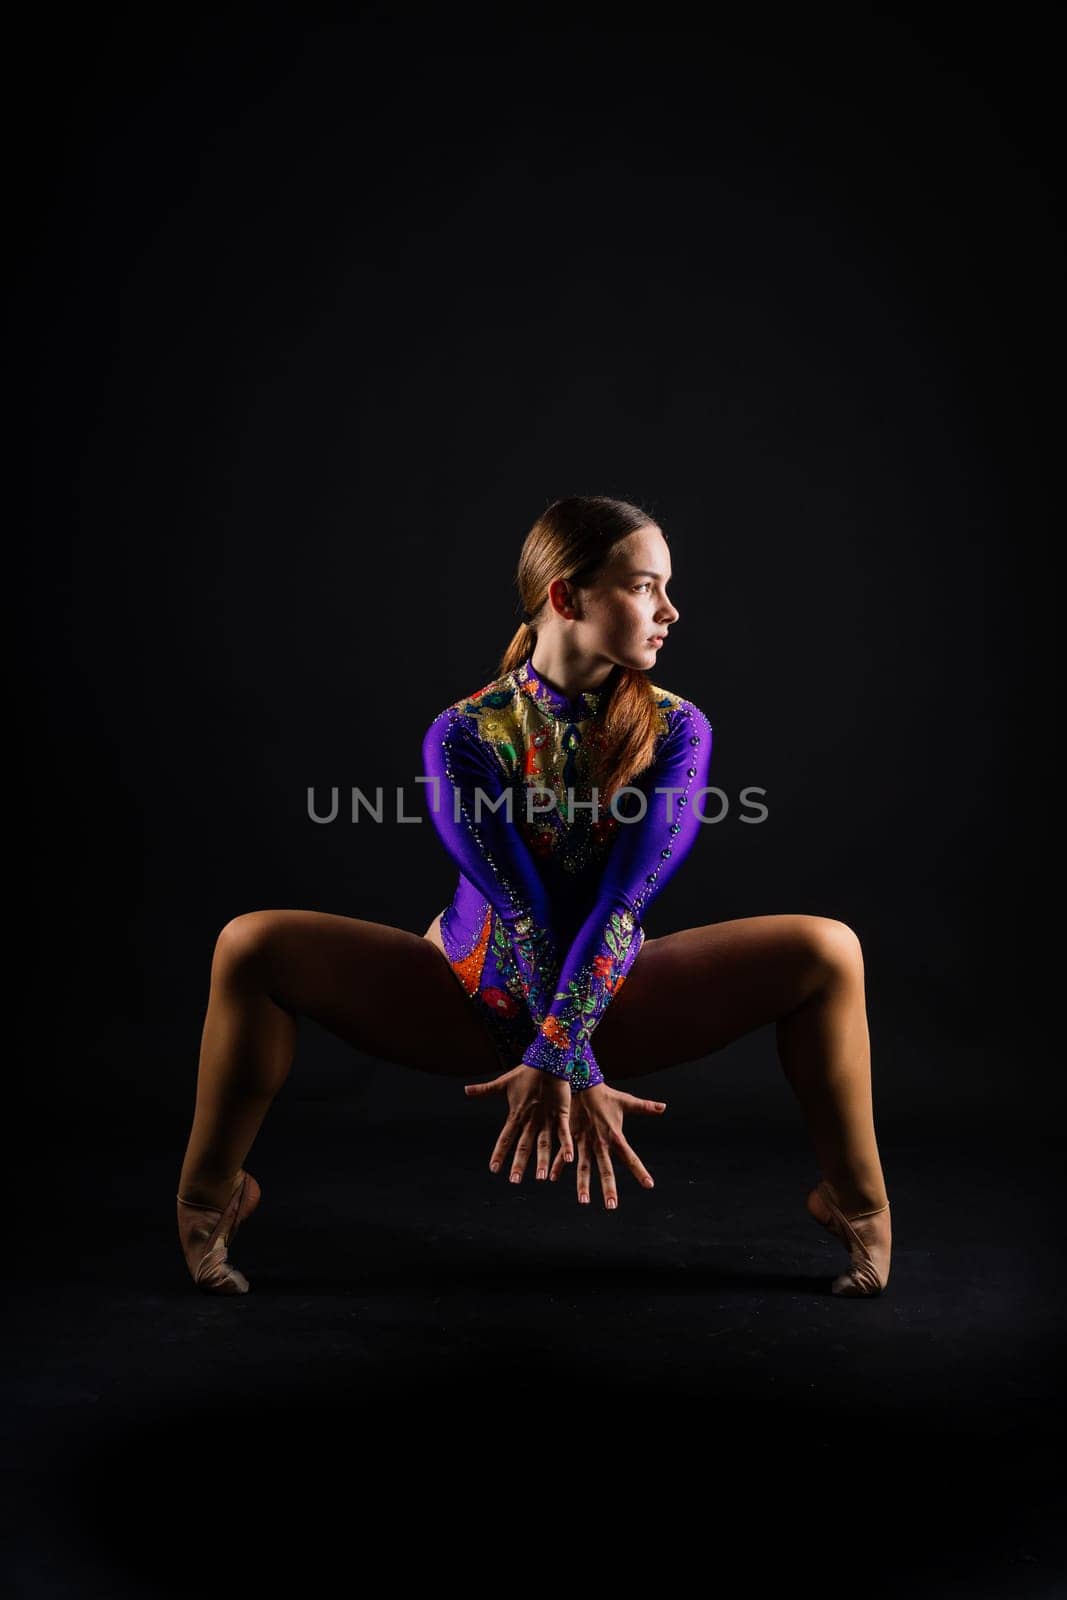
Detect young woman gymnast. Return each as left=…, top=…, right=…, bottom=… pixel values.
left=176, top=494, right=891, bottom=1297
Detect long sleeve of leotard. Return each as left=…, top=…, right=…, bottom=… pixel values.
left=421, top=709, right=563, bottom=1027
left=519, top=703, right=713, bottom=1090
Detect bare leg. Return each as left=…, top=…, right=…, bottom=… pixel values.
left=590, top=914, right=889, bottom=1214
left=775, top=924, right=888, bottom=1213
left=178, top=909, right=500, bottom=1210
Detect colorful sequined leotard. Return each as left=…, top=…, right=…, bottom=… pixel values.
left=421, top=654, right=713, bottom=1090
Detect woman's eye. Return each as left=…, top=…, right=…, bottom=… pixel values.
left=632, top=583, right=652, bottom=593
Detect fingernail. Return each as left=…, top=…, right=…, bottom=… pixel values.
left=606, top=1198, right=617, bottom=1209
left=536, top=1168, right=546, bottom=1180
left=580, top=1193, right=589, bottom=1204
left=510, top=1173, right=521, bottom=1183
left=490, top=1162, right=500, bottom=1173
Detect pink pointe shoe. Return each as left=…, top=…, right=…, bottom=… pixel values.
left=806, top=1178, right=891, bottom=1296
left=176, top=1169, right=262, bottom=1294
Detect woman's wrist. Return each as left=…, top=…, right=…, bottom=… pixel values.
left=521, top=1031, right=604, bottom=1089
left=569, top=1070, right=604, bottom=1091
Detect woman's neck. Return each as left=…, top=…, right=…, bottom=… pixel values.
left=528, top=641, right=616, bottom=700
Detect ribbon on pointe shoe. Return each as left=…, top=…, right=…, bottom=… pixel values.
left=176, top=1170, right=261, bottom=1295
left=811, top=1180, right=890, bottom=1297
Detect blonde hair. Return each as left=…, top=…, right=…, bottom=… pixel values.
left=497, top=495, right=667, bottom=807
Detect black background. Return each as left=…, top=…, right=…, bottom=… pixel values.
left=17, top=5, right=1060, bottom=1131
left=10, top=6, right=1064, bottom=1593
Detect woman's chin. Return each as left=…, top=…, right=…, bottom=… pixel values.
left=620, top=650, right=656, bottom=673
left=612, top=643, right=661, bottom=673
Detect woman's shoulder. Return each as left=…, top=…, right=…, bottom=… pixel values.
left=647, top=678, right=690, bottom=712
left=450, top=667, right=523, bottom=717
left=422, top=667, right=522, bottom=743
left=647, top=679, right=712, bottom=734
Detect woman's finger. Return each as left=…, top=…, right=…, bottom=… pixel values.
left=550, top=1095, right=583, bottom=1180
left=509, top=1115, right=540, bottom=1184
left=592, top=1133, right=619, bottom=1210
left=612, top=1130, right=656, bottom=1190
left=465, top=1076, right=509, bottom=1097
left=488, top=1111, right=522, bottom=1173
left=535, top=1120, right=553, bottom=1181
left=575, top=1134, right=593, bottom=1206
left=618, top=1095, right=668, bottom=1116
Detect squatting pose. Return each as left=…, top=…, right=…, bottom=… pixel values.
left=176, top=494, right=891, bottom=1297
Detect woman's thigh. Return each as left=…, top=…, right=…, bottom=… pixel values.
left=592, top=913, right=858, bottom=1080
left=214, top=909, right=503, bottom=1079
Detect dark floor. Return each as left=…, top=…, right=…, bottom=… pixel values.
left=6, top=1083, right=1065, bottom=1596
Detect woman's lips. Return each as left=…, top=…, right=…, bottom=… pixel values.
left=648, top=635, right=665, bottom=646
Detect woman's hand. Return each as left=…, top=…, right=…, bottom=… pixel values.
left=464, top=1065, right=575, bottom=1182
left=549, top=1083, right=666, bottom=1208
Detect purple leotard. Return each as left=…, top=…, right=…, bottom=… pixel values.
left=421, top=654, right=712, bottom=1089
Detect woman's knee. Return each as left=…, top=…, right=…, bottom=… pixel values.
left=800, top=916, right=864, bottom=985
left=212, top=911, right=280, bottom=982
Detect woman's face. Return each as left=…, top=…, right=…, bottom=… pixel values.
left=572, top=525, right=680, bottom=671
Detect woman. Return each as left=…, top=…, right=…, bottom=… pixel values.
left=176, top=495, right=891, bottom=1298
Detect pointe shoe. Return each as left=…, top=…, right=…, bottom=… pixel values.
left=806, top=1179, right=891, bottom=1296
left=176, top=1169, right=262, bottom=1294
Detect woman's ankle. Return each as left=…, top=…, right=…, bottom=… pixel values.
left=178, top=1168, right=243, bottom=1211
left=821, top=1177, right=890, bottom=1216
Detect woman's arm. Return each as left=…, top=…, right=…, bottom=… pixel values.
left=519, top=702, right=713, bottom=1089
left=421, top=708, right=564, bottom=1028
